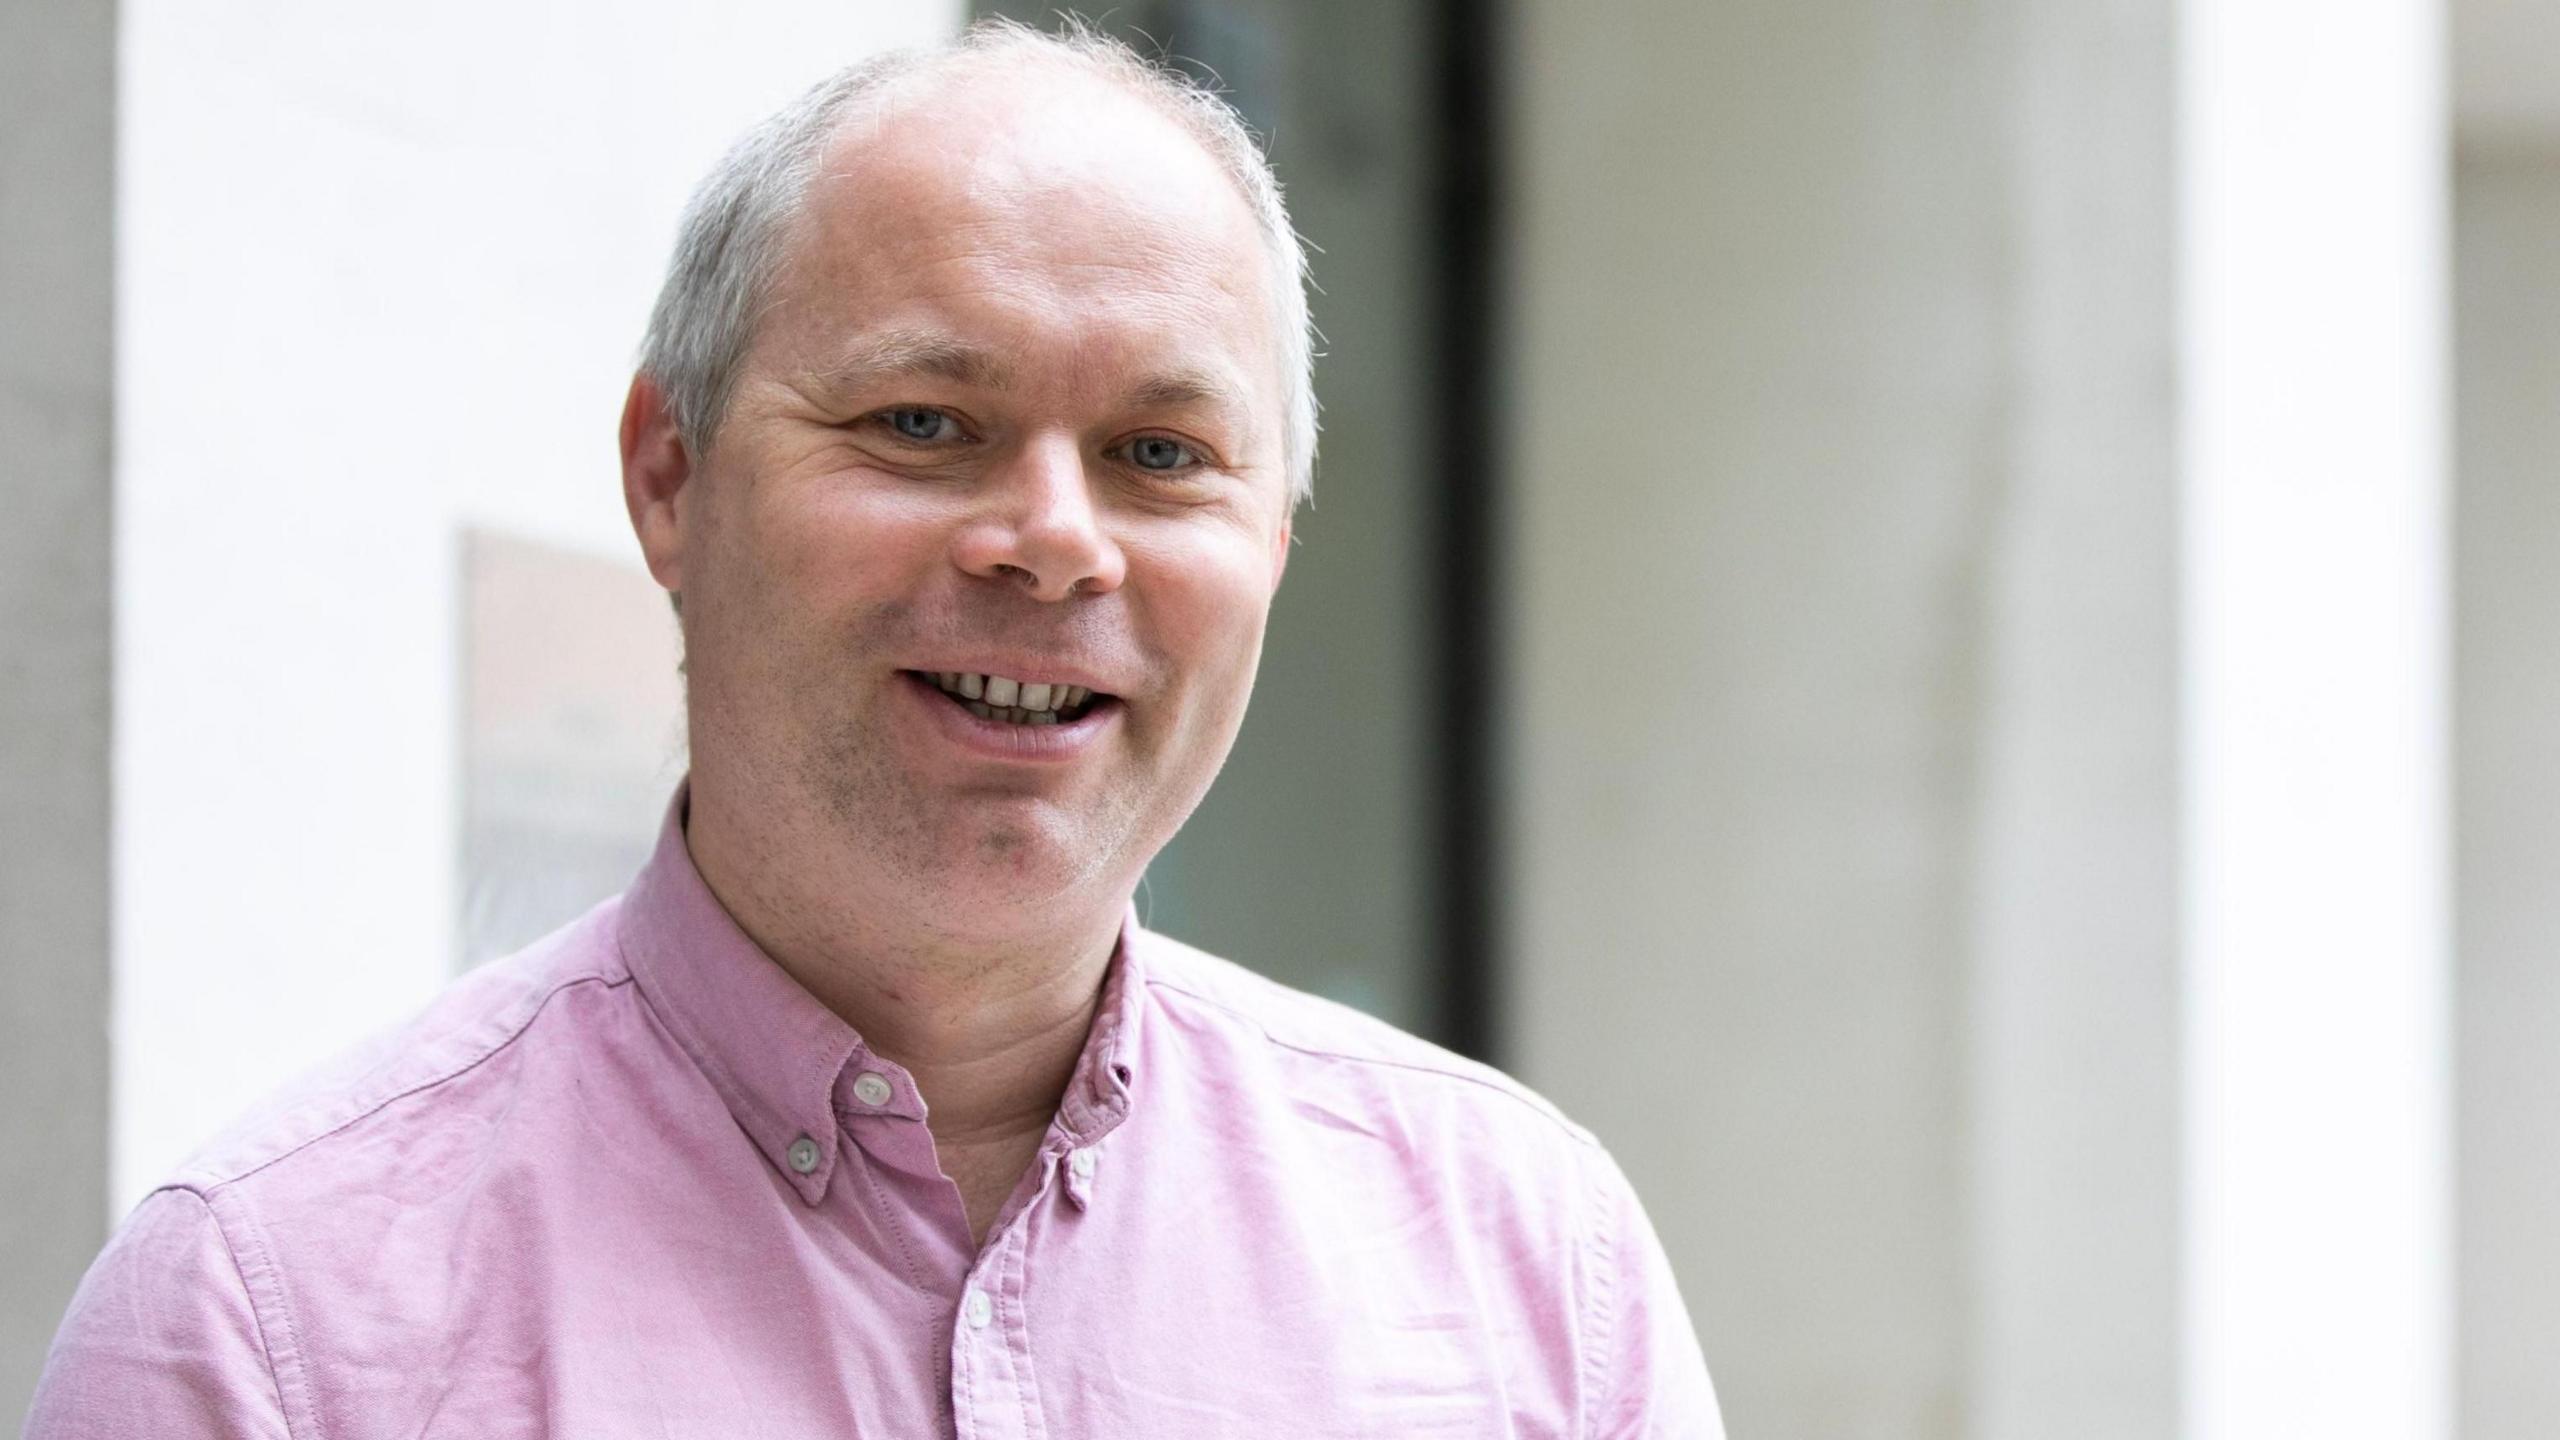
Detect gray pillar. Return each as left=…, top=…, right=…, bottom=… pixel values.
left=0, top=0, right=116, bottom=1420
left=1509, top=0, right=2180, bottom=1433
left=1510, top=2, right=2008, bottom=1433
left=2456, top=144, right=2560, bottom=1440
left=1970, top=0, right=2178, bottom=1434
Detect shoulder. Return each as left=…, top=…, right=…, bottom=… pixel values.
left=1127, top=929, right=1690, bottom=1419
left=166, top=899, right=637, bottom=1196
left=1132, top=940, right=1723, bottom=1430
left=1131, top=926, right=1600, bottom=1155
left=25, top=1186, right=292, bottom=1438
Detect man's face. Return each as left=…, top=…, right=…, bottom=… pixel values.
left=653, top=77, right=1293, bottom=921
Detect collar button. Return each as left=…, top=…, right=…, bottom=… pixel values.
left=786, top=1134, right=821, bottom=1174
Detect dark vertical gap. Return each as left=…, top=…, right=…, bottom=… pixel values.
left=1423, top=0, right=1506, bottom=1065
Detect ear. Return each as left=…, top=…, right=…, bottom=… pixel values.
left=620, top=374, right=693, bottom=597
left=1268, top=516, right=1292, bottom=591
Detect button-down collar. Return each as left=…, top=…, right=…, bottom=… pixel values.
left=615, top=788, right=1144, bottom=1205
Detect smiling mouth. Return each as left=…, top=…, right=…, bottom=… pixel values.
left=911, top=670, right=1111, bottom=727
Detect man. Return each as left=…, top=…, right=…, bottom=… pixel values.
left=28, top=21, right=1719, bottom=1438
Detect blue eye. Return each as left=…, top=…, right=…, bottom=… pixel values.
left=883, top=408, right=955, bottom=442
left=1127, top=436, right=1196, bottom=471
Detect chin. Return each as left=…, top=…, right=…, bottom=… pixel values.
left=922, top=807, right=1133, bottom=910
left=929, top=848, right=1112, bottom=921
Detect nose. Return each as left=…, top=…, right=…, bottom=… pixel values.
left=951, top=433, right=1127, bottom=601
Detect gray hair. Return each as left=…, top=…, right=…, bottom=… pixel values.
left=637, top=17, right=1318, bottom=506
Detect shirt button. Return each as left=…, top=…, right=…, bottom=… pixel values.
left=786, top=1135, right=820, bottom=1174
left=963, top=1287, right=994, bottom=1329
left=1069, top=1148, right=1097, bottom=1180
left=851, top=1071, right=894, bottom=1107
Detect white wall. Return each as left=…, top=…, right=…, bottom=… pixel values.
left=113, top=0, right=964, bottom=1212
left=2177, top=4, right=2452, bottom=1435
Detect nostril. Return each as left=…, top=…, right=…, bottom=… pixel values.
left=985, top=562, right=1104, bottom=602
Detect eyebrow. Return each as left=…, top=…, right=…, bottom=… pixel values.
left=809, top=329, right=1261, bottom=445
left=810, top=328, right=1014, bottom=393
left=1120, top=368, right=1265, bottom=458
left=1123, top=369, right=1254, bottom=419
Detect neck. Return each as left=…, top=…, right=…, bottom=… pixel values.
left=682, top=784, right=1128, bottom=1152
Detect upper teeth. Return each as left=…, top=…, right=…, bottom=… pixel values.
left=932, top=672, right=1091, bottom=713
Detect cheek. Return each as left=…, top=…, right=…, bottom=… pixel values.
left=740, top=476, right=954, bottom=615
left=1126, top=529, right=1278, bottom=699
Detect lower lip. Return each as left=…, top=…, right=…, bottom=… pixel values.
left=897, top=671, right=1120, bottom=762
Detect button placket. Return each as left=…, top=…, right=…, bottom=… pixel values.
left=978, top=1215, right=1049, bottom=1439
left=950, top=1212, right=1037, bottom=1436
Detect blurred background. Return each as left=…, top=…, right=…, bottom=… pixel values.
left=3, top=0, right=2553, bottom=1435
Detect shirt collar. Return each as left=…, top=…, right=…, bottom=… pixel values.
left=1057, top=916, right=1144, bottom=1145
left=616, top=784, right=1147, bottom=1205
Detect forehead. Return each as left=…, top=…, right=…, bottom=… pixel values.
left=765, top=69, right=1281, bottom=402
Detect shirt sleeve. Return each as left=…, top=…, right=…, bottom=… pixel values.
left=1583, top=1146, right=1725, bottom=1440
left=23, top=1187, right=293, bottom=1440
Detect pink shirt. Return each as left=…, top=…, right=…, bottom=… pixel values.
left=28, top=799, right=1721, bottom=1438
